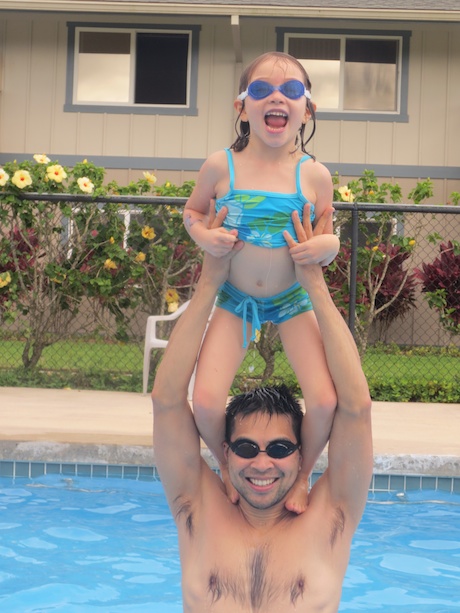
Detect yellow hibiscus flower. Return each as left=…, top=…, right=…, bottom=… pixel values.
left=338, top=185, right=354, bottom=202
left=165, top=288, right=179, bottom=304
left=143, top=171, right=157, bottom=185
left=33, top=154, right=51, bottom=164
left=11, top=170, right=33, bottom=189
left=142, top=226, right=155, bottom=240
left=0, top=168, right=10, bottom=186
left=103, top=259, right=117, bottom=270
left=168, top=301, right=179, bottom=313
left=0, top=272, right=12, bottom=288
left=135, top=252, right=146, bottom=263
left=77, top=177, right=94, bottom=194
left=46, top=164, right=68, bottom=183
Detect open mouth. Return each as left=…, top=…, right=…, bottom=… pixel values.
left=264, top=111, right=288, bottom=129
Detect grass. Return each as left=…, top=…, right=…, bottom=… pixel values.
left=0, top=338, right=143, bottom=371
left=0, top=338, right=458, bottom=401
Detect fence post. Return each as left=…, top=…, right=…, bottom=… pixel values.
left=348, top=203, right=359, bottom=337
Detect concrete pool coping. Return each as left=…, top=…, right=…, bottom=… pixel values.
left=1, top=386, right=459, bottom=477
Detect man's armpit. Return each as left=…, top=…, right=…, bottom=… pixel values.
left=173, top=494, right=195, bottom=537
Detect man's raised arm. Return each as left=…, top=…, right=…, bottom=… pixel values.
left=152, top=206, right=243, bottom=507
left=285, top=209, right=373, bottom=524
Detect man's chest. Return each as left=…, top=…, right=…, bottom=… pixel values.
left=180, top=529, right=343, bottom=613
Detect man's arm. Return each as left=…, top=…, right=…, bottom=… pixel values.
left=285, top=211, right=373, bottom=525
left=152, top=207, right=243, bottom=510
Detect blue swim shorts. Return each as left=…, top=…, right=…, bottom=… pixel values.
left=216, top=280, right=313, bottom=348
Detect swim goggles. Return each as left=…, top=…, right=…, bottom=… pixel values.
left=237, top=79, right=311, bottom=101
left=228, top=438, right=300, bottom=459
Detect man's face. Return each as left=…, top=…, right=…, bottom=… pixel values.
left=224, top=412, right=301, bottom=510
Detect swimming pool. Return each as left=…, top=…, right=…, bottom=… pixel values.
left=0, top=475, right=459, bottom=612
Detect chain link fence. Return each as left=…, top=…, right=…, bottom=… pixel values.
left=0, top=197, right=459, bottom=401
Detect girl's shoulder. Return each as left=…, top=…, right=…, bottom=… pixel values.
left=300, top=156, right=332, bottom=183
left=204, top=149, right=230, bottom=170
left=299, top=157, right=333, bottom=211
left=196, top=149, right=229, bottom=184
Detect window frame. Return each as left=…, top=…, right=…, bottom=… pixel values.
left=277, top=27, right=410, bottom=122
left=65, top=22, right=201, bottom=116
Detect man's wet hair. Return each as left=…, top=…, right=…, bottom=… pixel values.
left=225, top=384, right=303, bottom=443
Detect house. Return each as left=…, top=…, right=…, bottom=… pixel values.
left=0, top=0, right=459, bottom=201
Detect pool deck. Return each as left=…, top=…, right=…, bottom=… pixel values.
left=1, top=386, right=459, bottom=476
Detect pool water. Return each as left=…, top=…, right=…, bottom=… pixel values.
left=0, top=476, right=459, bottom=612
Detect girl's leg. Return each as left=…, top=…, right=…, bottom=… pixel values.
left=192, top=307, right=249, bottom=490
left=278, top=311, right=337, bottom=514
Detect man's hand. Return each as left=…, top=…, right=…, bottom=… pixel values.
left=283, top=205, right=334, bottom=288
left=283, top=204, right=336, bottom=265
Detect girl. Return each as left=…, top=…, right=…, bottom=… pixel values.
left=183, top=51, right=339, bottom=514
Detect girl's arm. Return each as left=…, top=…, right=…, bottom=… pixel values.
left=293, top=161, right=339, bottom=266
left=184, top=151, right=239, bottom=257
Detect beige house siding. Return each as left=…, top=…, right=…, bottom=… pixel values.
left=0, top=12, right=459, bottom=201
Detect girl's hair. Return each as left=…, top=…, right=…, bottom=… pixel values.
left=225, top=384, right=303, bottom=444
left=231, top=51, right=316, bottom=156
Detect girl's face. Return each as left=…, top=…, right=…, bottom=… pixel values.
left=235, top=58, right=311, bottom=151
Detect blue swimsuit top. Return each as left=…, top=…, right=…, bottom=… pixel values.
left=215, top=148, right=315, bottom=248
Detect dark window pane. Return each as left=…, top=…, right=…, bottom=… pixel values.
left=289, top=37, right=340, bottom=60
left=346, top=39, right=398, bottom=64
left=135, top=33, right=189, bottom=105
left=79, top=32, right=130, bottom=54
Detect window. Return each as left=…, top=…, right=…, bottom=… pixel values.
left=65, top=23, right=200, bottom=115
left=278, top=29, right=410, bottom=122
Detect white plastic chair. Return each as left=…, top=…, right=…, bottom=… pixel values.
left=143, top=300, right=191, bottom=395
left=143, top=300, right=215, bottom=398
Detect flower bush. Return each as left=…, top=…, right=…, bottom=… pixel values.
left=328, top=170, right=425, bottom=353
left=0, top=156, right=201, bottom=367
left=415, top=239, right=460, bottom=336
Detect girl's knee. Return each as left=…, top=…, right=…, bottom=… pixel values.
left=304, top=389, right=337, bottom=419
left=192, top=384, right=223, bottom=421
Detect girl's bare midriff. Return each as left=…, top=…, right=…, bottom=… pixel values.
left=227, top=242, right=297, bottom=297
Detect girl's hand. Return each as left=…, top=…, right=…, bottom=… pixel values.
left=186, top=203, right=240, bottom=257
left=204, top=203, right=243, bottom=257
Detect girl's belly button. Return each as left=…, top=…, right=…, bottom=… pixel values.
left=256, top=279, right=264, bottom=287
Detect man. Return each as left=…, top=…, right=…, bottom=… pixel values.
left=152, top=206, right=373, bottom=612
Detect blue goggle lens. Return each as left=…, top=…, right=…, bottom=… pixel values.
left=247, top=80, right=306, bottom=100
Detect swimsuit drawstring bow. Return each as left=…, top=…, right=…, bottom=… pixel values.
left=235, top=296, right=261, bottom=348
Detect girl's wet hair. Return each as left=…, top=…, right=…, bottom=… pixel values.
left=225, top=384, right=303, bottom=443
left=231, top=51, right=316, bottom=156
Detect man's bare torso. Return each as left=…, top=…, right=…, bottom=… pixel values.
left=173, top=468, right=351, bottom=613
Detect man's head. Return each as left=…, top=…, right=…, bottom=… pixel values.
left=224, top=386, right=304, bottom=510
left=225, top=385, right=303, bottom=443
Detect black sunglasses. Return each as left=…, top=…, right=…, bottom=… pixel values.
left=228, top=438, right=300, bottom=459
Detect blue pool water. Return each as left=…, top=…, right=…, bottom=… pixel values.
left=0, top=475, right=459, bottom=612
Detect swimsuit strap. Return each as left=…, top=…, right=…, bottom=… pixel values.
left=296, top=154, right=311, bottom=201
left=224, top=148, right=235, bottom=191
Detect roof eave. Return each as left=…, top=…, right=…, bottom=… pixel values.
left=0, top=1, right=460, bottom=22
